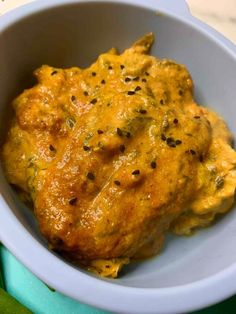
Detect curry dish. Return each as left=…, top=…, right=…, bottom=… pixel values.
left=2, top=33, right=236, bottom=277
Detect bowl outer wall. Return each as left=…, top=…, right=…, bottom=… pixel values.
left=0, top=0, right=236, bottom=313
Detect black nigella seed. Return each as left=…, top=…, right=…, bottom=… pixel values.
left=132, top=170, right=140, bottom=175
left=119, top=144, right=125, bottom=153
left=101, top=79, right=106, bottom=84
left=69, top=197, right=77, bottom=206
left=84, top=91, right=89, bottom=96
left=87, top=172, right=95, bottom=180
left=179, top=90, right=183, bottom=96
left=51, top=70, right=58, bottom=76
left=166, top=137, right=174, bottom=142
left=127, top=91, right=135, bottom=95
left=90, top=98, right=97, bottom=104
left=125, top=77, right=131, bottom=82
left=139, top=109, right=147, bottom=114
left=135, top=86, right=141, bottom=92
left=190, top=149, right=196, bottom=155
left=150, top=161, right=157, bottom=169
left=71, top=95, right=77, bottom=102
left=83, top=145, right=90, bottom=151
left=92, top=72, right=96, bottom=76
left=161, top=134, right=166, bottom=141
left=160, top=99, right=164, bottom=105
left=117, top=128, right=123, bottom=136
left=173, top=118, right=178, bottom=124
left=142, top=78, right=147, bottom=82
left=126, top=132, right=131, bottom=138
left=133, top=76, right=140, bottom=81
left=49, top=144, right=56, bottom=152
left=167, top=137, right=176, bottom=148
left=120, top=65, right=125, bottom=70
left=97, top=129, right=104, bottom=134
left=114, top=180, right=121, bottom=186
left=175, top=140, right=182, bottom=145
left=108, top=65, right=113, bottom=70
left=145, top=72, right=150, bottom=76
left=194, top=116, right=200, bottom=119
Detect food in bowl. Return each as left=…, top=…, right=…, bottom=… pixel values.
left=1, top=33, right=236, bottom=278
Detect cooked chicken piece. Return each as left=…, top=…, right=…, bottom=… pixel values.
left=171, top=108, right=236, bottom=234
left=2, top=33, right=236, bottom=277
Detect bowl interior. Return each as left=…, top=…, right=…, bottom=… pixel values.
left=1, top=1, right=236, bottom=289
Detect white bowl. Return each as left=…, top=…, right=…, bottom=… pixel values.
left=1, top=1, right=236, bottom=313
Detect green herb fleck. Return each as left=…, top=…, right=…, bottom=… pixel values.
left=215, top=176, right=224, bottom=189
left=67, top=117, right=76, bottom=128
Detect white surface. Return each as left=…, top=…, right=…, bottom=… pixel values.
left=188, top=0, right=236, bottom=44
left=1, top=0, right=236, bottom=44
left=0, top=0, right=33, bottom=13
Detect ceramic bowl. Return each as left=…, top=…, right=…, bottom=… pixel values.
left=0, top=1, right=236, bottom=313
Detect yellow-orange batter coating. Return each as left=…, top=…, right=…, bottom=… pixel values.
left=2, top=33, right=236, bottom=277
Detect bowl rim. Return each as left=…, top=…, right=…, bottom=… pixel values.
left=0, top=1, right=236, bottom=313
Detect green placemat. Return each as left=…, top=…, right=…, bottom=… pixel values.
left=0, top=245, right=236, bottom=314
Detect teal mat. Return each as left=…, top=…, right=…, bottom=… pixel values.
left=1, top=245, right=236, bottom=314
left=0, top=246, right=109, bottom=314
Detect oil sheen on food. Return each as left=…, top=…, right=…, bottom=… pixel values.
left=2, top=33, right=236, bottom=277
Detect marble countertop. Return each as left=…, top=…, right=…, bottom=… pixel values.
left=187, top=0, right=236, bottom=44
left=0, top=0, right=236, bottom=44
